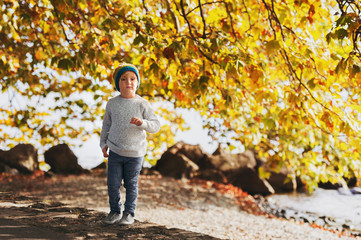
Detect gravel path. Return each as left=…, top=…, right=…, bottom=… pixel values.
left=0, top=172, right=359, bottom=240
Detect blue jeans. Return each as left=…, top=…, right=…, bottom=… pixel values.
left=107, top=151, right=143, bottom=216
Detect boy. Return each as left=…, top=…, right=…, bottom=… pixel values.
left=100, top=63, right=160, bottom=225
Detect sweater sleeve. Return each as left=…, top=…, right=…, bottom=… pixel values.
left=140, top=101, right=160, bottom=134
left=99, top=101, right=112, bottom=150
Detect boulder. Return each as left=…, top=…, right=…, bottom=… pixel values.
left=0, top=160, right=19, bottom=174
left=205, top=149, right=258, bottom=186
left=267, top=172, right=298, bottom=192
left=266, top=168, right=302, bottom=192
left=350, top=187, right=361, bottom=194
left=44, top=144, right=84, bottom=174
left=208, top=149, right=257, bottom=172
left=174, top=141, right=203, bottom=159
left=154, top=142, right=304, bottom=195
left=346, top=177, right=357, bottom=188
left=195, top=169, right=228, bottom=184
left=318, top=181, right=343, bottom=190
left=165, top=142, right=211, bottom=167
left=92, top=161, right=107, bottom=170
left=154, top=150, right=199, bottom=179
left=153, top=142, right=207, bottom=179
left=231, top=168, right=275, bottom=195
left=201, top=147, right=275, bottom=195
left=318, top=177, right=357, bottom=190
left=0, top=144, right=39, bottom=174
left=140, top=167, right=161, bottom=176
left=0, top=160, right=5, bottom=173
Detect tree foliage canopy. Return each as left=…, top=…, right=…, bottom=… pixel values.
left=1, top=0, right=361, bottom=190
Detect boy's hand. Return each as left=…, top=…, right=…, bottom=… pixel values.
left=130, top=117, right=143, bottom=126
left=102, top=146, right=109, bottom=158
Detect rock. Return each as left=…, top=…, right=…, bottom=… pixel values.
left=0, top=162, right=19, bottom=174
left=206, top=148, right=274, bottom=195
left=0, top=144, right=39, bottom=174
left=337, top=187, right=353, bottom=196
left=154, top=151, right=199, bottom=179
left=141, top=167, right=161, bottom=176
left=318, top=181, right=342, bottom=190
left=318, top=177, right=357, bottom=190
left=206, top=148, right=258, bottom=186
left=267, top=171, right=295, bottom=192
left=346, top=177, right=357, bottom=188
left=195, top=169, right=228, bottom=184
left=44, top=144, right=84, bottom=174
left=231, top=168, right=275, bottom=195
left=155, top=143, right=276, bottom=195
left=0, top=160, right=6, bottom=173
left=350, top=187, right=361, bottom=194
left=153, top=142, right=206, bottom=179
left=92, top=161, right=107, bottom=170
left=266, top=168, right=303, bottom=193
left=154, top=142, right=301, bottom=195
left=163, top=142, right=212, bottom=168
left=175, top=142, right=208, bottom=165
left=207, top=149, right=257, bottom=173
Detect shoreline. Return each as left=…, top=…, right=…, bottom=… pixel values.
left=258, top=195, right=361, bottom=237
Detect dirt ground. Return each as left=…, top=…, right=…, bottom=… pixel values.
left=0, top=171, right=359, bottom=240
left=0, top=193, right=221, bottom=239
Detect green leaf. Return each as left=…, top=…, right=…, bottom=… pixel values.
left=265, top=40, right=281, bottom=54
left=133, top=35, right=147, bottom=45
left=335, top=58, right=346, bottom=74
left=335, top=29, right=348, bottom=40
left=336, top=15, right=352, bottom=27
left=58, top=59, right=73, bottom=70
left=307, top=78, right=316, bottom=89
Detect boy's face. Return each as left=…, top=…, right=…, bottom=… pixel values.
left=118, top=71, right=138, bottom=98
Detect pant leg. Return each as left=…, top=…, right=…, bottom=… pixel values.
left=107, top=151, right=124, bottom=213
left=123, top=156, right=143, bottom=216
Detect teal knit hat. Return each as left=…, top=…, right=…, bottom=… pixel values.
left=113, top=63, right=140, bottom=91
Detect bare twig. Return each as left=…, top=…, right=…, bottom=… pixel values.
left=180, top=0, right=195, bottom=39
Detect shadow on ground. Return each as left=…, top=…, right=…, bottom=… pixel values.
left=0, top=193, right=220, bottom=240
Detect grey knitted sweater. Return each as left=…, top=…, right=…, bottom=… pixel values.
left=100, top=95, right=160, bottom=158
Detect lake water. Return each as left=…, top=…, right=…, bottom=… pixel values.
left=266, top=188, right=361, bottom=235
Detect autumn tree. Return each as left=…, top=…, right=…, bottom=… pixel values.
left=1, top=0, right=360, bottom=190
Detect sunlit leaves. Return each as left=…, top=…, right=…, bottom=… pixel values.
left=1, top=0, right=361, bottom=189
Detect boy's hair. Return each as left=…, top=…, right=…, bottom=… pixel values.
left=113, top=63, right=140, bottom=91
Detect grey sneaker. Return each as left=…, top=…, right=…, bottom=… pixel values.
left=102, top=212, right=121, bottom=224
left=119, top=212, right=134, bottom=225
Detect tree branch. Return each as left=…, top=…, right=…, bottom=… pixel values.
left=280, top=49, right=344, bottom=123
left=261, top=0, right=285, bottom=41
left=180, top=0, right=195, bottom=39
left=179, top=0, right=217, bottom=64
left=49, top=0, right=73, bottom=44
left=165, top=0, right=180, bottom=33
left=198, top=0, right=207, bottom=38
left=223, top=1, right=237, bottom=40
